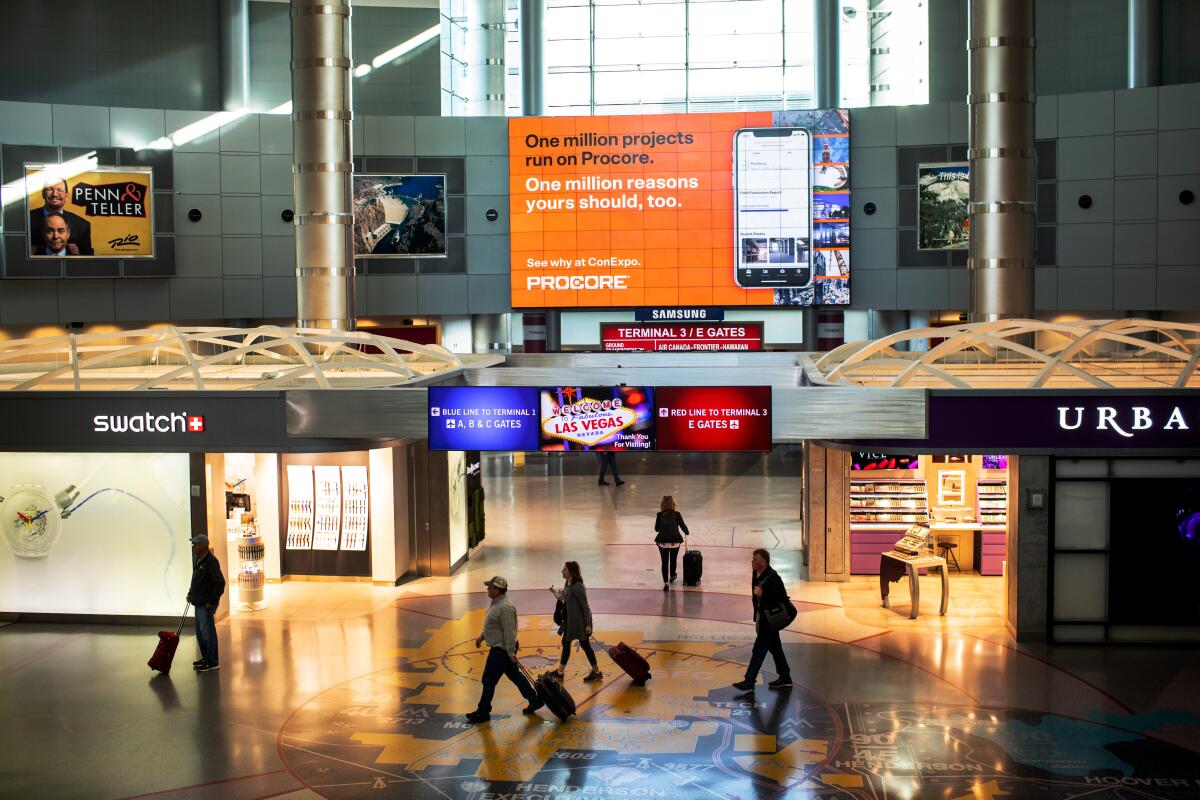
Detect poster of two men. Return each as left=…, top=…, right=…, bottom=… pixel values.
left=24, top=164, right=155, bottom=259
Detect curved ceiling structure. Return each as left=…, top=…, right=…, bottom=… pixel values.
left=0, top=326, right=479, bottom=391
left=804, top=318, right=1200, bottom=389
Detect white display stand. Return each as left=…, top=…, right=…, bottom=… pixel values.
left=285, top=464, right=314, bottom=549
left=340, top=465, right=369, bottom=551
left=312, top=465, right=342, bottom=550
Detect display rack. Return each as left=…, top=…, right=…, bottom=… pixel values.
left=312, top=465, right=342, bottom=550
left=977, top=479, right=1007, bottom=526
left=340, top=465, right=369, bottom=551
left=975, top=478, right=1008, bottom=575
left=237, top=532, right=266, bottom=609
left=850, top=478, right=929, bottom=574
left=285, top=464, right=314, bottom=550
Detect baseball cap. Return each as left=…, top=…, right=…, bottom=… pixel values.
left=189, top=533, right=210, bottom=546
left=484, top=576, right=508, bottom=590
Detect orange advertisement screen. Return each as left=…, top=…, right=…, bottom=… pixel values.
left=509, top=109, right=851, bottom=309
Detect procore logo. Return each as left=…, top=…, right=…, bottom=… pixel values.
left=93, top=412, right=205, bottom=433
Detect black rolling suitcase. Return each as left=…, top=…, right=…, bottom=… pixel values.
left=519, top=662, right=576, bottom=721
left=682, top=549, right=703, bottom=585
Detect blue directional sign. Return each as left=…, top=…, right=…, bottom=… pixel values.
left=428, top=386, right=540, bottom=451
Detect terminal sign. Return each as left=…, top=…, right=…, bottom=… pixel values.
left=655, top=386, right=771, bottom=451
left=428, top=387, right=540, bottom=451
left=601, top=322, right=763, bottom=352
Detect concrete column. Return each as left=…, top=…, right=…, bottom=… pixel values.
left=291, top=0, right=356, bottom=330
left=1128, top=0, right=1162, bottom=88
left=967, top=0, right=1035, bottom=322
left=814, top=0, right=840, bottom=108
left=220, top=0, right=251, bottom=111
left=868, top=0, right=895, bottom=106
left=464, top=0, right=506, bottom=115
left=520, top=0, right=545, bottom=115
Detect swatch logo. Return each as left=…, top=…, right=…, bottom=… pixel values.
left=93, top=412, right=205, bottom=433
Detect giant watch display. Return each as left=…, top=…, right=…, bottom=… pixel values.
left=3, top=484, right=63, bottom=559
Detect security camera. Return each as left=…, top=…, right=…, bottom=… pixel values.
left=843, top=6, right=857, bottom=19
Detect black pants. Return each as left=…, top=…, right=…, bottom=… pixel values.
left=598, top=452, right=621, bottom=481
left=744, top=620, right=790, bottom=682
left=658, top=546, right=679, bottom=582
left=476, top=647, right=539, bottom=714
left=560, top=637, right=598, bottom=668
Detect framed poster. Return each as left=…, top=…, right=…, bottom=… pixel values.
left=917, top=162, right=969, bottom=251
left=352, top=174, right=446, bottom=257
left=25, top=164, right=155, bottom=259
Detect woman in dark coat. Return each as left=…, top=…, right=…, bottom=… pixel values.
left=654, top=495, right=690, bottom=591
left=551, top=561, right=602, bottom=681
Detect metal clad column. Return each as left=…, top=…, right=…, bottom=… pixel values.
left=220, top=0, right=250, bottom=110
left=967, top=0, right=1035, bottom=322
left=291, top=0, right=355, bottom=330
left=520, top=0, right=545, bottom=116
left=814, top=0, right=840, bottom=108
left=466, top=0, right=506, bottom=115
left=1128, top=0, right=1162, bottom=88
left=868, top=0, right=894, bottom=106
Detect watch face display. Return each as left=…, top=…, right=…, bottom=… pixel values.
left=3, top=485, right=61, bottom=558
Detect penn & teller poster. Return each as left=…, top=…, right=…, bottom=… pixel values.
left=25, top=164, right=155, bottom=259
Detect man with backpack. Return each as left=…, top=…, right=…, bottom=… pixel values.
left=732, top=548, right=793, bottom=691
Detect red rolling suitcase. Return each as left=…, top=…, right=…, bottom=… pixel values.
left=148, top=604, right=190, bottom=674
left=597, top=638, right=651, bottom=685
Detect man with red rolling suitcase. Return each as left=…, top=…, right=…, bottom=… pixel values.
left=186, top=533, right=225, bottom=673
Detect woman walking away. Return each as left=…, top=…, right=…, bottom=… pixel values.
left=654, top=495, right=690, bottom=591
left=551, top=561, right=602, bottom=682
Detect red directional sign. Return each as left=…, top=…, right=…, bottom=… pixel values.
left=600, top=322, right=763, bottom=352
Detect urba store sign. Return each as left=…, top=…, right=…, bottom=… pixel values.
left=601, top=322, right=763, bottom=352
left=918, top=393, right=1200, bottom=451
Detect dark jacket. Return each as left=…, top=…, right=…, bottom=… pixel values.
left=560, top=579, right=593, bottom=643
left=751, top=566, right=789, bottom=626
left=654, top=509, right=689, bottom=545
left=188, top=551, right=226, bottom=607
left=29, top=208, right=93, bottom=255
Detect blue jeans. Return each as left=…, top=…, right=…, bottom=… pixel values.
left=744, top=621, right=789, bottom=682
left=597, top=452, right=621, bottom=482
left=194, top=605, right=218, bottom=665
left=476, top=647, right=538, bottom=714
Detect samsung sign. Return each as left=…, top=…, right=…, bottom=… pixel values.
left=634, top=307, right=725, bottom=322
left=93, top=412, right=206, bottom=433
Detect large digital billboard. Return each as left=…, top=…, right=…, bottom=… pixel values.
left=655, top=386, right=772, bottom=452
left=538, top=386, right=655, bottom=452
left=428, top=387, right=540, bottom=451
left=510, top=110, right=849, bottom=308
left=25, top=164, right=155, bottom=259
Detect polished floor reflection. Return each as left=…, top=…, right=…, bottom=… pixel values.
left=3, top=451, right=1200, bottom=800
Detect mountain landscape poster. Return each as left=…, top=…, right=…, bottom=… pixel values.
left=917, top=162, right=969, bottom=250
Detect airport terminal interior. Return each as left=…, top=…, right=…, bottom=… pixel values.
left=4, top=0, right=1200, bottom=799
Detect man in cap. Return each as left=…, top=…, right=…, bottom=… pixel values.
left=187, top=533, right=226, bottom=672
left=466, top=576, right=543, bottom=723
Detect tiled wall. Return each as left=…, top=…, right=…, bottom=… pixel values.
left=848, top=83, right=1200, bottom=312
left=1, top=83, right=1199, bottom=325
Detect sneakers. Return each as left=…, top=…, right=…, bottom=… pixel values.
left=768, top=676, right=793, bottom=689
left=583, top=670, right=603, bottom=682
left=194, top=662, right=220, bottom=672
left=192, top=659, right=205, bottom=667
left=522, top=700, right=545, bottom=715
left=731, top=679, right=755, bottom=692
left=465, top=710, right=491, bottom=723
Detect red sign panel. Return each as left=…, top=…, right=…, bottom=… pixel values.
left=601, top=322, right=763, bottom=352
left=654, top=386, right=772, bottom=451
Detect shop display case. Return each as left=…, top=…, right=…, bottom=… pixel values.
left=975, top=478, right=1008, bottom=575
left=340, top=465, right=369, bottom=551
left=285, top=464, right=314, bottom=550
left=237, top=531, right=266, bottom=609
left=312, top=466, right=342, bottom=550
left=850, top=478, right=928, bottom=574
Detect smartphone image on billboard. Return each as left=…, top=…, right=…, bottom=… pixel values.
left=734, top=127, right=812, bottom=288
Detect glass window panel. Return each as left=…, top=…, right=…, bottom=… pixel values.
left=546, top=71, right=592, bottom=109
left=690, top=33, right=782, bottom=67
left=689, top=66, right=783, bottom=100
left=595, top=3, right=684, bottom=37
left=690, top=0, right=781, bottom=34
left=547, top=5, right=591, bottom=37
left=1054, top=481, right=1109, bottom=550
left=594, top=37, right=686, bottom=67
left=546, top=39, right=589, bottom=67
left=1053, top=553, right=1108, bottom=622
left=594, top=69, right=685, bottom=104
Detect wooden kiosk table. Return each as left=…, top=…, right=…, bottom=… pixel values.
left=879, top=550, right=950, bottom=619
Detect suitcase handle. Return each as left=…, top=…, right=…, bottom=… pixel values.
left=175, top=602, right=191, bottom=636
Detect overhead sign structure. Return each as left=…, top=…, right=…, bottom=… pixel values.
left=655, top=386, right=772, bottom=452
left=539, top=386, right=655, bottom=452
left=509, top=109, right=850, bottom=309
left=600, top=322, right=763, bottom=352
left=634, top=307, right=725, bottom=322
left=427, top=387, right=539, bottom=451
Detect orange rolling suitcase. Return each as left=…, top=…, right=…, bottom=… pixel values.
left=148, top=604, right=190, bottom=674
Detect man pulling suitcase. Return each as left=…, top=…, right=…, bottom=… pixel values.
left=466, top=576, right=544, bottom=724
